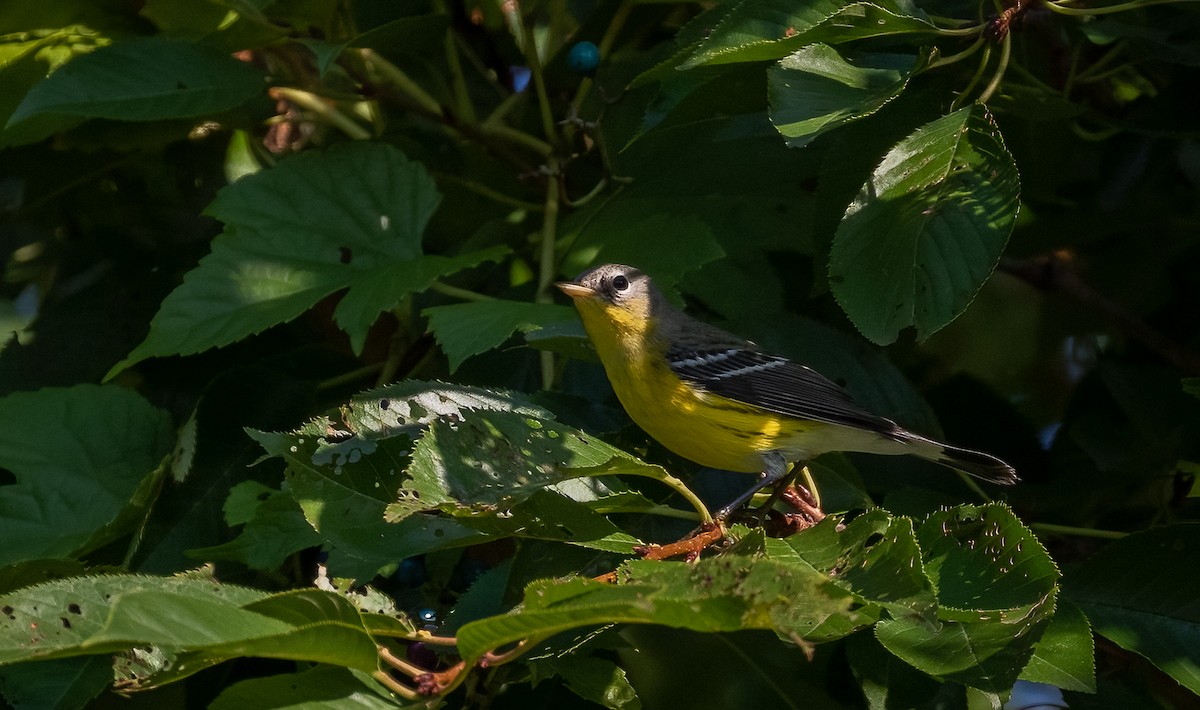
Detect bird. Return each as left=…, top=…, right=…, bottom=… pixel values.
left=556, top=263, right=1017, bottom=520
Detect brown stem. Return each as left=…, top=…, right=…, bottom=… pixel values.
left=633, top=521, right=726, bottom=561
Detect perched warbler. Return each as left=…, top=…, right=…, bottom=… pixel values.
left=557, top=264, right=1017, bottom=517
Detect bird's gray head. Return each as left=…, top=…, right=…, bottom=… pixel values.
left=559, top=263, right=655, bottom=306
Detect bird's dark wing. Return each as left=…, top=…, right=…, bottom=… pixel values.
left=666, top=345, right=898, bottom=435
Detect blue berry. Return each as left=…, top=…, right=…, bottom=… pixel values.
left=568, top=41, right=600, bottom=75
left=416, top=607, right=438, bottom=625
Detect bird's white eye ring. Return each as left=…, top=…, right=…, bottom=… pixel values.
left=612, top=274, right=629, bottom=291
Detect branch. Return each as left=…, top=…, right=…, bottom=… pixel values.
left=1000, top=252, right=1200, bottom=375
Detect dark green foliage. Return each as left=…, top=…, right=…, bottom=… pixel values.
left=2, top=0, right=1198, bottom=707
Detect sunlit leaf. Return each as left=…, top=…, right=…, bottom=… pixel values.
left=769, top=44, right=920, bottom=148
left=109, top=143, right=507, bottom=375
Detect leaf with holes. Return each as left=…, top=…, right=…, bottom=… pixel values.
left=874, top=504, right=1059, bottom=692
left=456, top=555, right=857, bottom=664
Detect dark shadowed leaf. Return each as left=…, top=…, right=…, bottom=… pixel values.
left=6, top=37, right=264, bottom=128
left=1063, top=524, right=1200, bottom=694
left=0, top=386, right=173, bottom=566
left=424, top=301, right=577, bottom=371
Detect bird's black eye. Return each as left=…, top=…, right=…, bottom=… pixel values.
left=611, top=274, right=629, bottom=292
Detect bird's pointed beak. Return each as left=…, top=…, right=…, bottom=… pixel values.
left=556, top=281, right=594, bottom=299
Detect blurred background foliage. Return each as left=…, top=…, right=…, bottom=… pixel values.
left=1, top=0, right=1199, bottom=707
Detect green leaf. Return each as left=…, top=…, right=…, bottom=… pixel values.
left=1063, top=524, right=1200, bottom=694
left=829, top=105, right=1020, bottom=345
left=537, top=655, right=642, bottom=710
left=246, top=383, right=556, bottom=579
left=1020, top=600, right=1096, bottom=693
left=768, top=45, right=920, bottom=148
left=0, top=574, right=266, bottom=665
left=423, top=301, right=577, bottom=371
left=874, top=503, right=1059, bottom=692
left=6, top=37, right=264, bottom=129
left=210, top=666, right=402, bottom=710
left=679, top=1, right=938, bottom=69
left=186, top=482, right=323, bottom=571
left=456, top=555, right=858, bottom=664
left=112, top=589, right=383, bottom=690
left=845, top=630, right=961, bottom=710
left=0, top=385, right=173, bottom=566
left=109, top=143, right=505, bottom=375
left=0, top=656, right=112, bottom=710
left=785, top=510, right=936, bottom=622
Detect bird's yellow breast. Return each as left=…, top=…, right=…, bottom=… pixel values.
left=575, top=298, right=818, bottom=473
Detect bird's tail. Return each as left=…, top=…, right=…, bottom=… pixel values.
left=899, top=432, right=1019, bottom=485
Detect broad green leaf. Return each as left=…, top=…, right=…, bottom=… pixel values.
left=769, top=45, right=920, bottom=148
left=6, top=37, right=264, bottom=129
left=1020, top=600, right=1096, bottom=693
left=1063, top=524, right=1200, bottom=694
left=680, top=1, right=938, bottom=69
left=423, top=301, right=577, bottom=371
left=109, top=143, right=506, bottom=375
left=0, top=574, right=266, bottom=665
left=139, top=0, right=290, bottom=51
left=246, top=382, right=544, bottom=578
left=0, top=385, right=173, bottom=566
left=106, top=590, right=383, bottom=690
left=875, top=504, right=1059, bottom=692
left=210, top=666, right=402, bottom=710
left=86, top=590, right=294, bottom=648
left=254, top=381, right=655, bottom=558
left=829, top=105, right=1020, bottom=345
left=186, top=482, right=323, bottom=570
left=456, top=556, right=858, bottom=664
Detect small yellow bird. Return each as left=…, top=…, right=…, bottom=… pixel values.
left=557, top=263, right=1017, bottom=518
